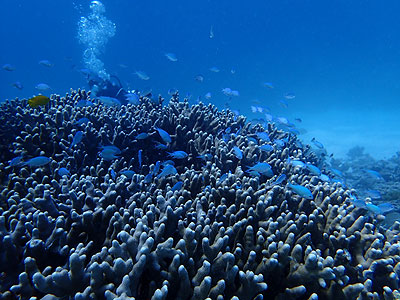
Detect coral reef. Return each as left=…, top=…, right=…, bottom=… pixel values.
left=0, top=89, right=400, bottom=299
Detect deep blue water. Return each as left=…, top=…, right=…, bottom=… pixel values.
left=1, top=0, right=399, bottom=158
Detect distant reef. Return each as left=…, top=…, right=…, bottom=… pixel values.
left=0, top=89, right=400, bottom=299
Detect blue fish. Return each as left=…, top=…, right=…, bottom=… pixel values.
left=287, top=183, right=313, bottom=199
left=232, top=146, right=243, bottom=160
left=144, top=173, right=153, bottom=183
left=366, top=190, right=381, bottom=199
left=100, top=150, right=119, bottom=161
left=152, top=161, right=161, bottom=176
left=76, top=117, right=89, bottom=125
left=311, top=138, right=324, bottom=149
left=287, top=158, right=305, bottom=168
left=136, top=133, right=149, bottom=140
left=256, top=132, right=270, bottom=142
left=365, top=169, right=384, bottom=180
left=247, top=162, right=273, bottom=177
left=138, top=150, right=143, bottom=168
left=120, top=170, right=135, bottom=179
left=100, top=145, right=121, bottom=155
left=271, top=174, right=286, bottom=186
left=157, top=164, right=177, bottom=179
left=305, top=163, right=321, bottom=176
left=156, top=127, right=172, bottom=144
left=125, top=92, right=140, bottom=105
left=76, top=100, right=94, bottom=107
left=98, top=96, right=121, bottom=107
left=9, top=156, right=23, bottom=167
left=274, top=139, right=285, bottom=148
left=23, top=156, right=51, bottom=167
left=260, top=144, right=274, bottom=152
left=58, top=167, right=70, bottom=177
left=69, top=131, right=84, bottom=149
left=155, top=142, right=168, bottom=150
left=171, top=181, right=183, bottom=192
left=110, top=169, right=116, bottom=180
left=168, top=151, right=188, bottom=159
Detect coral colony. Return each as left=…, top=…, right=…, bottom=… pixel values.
left=0, top=89, right=400, bottom=299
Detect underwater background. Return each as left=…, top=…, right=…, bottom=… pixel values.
left=1, top=0, right=399, bottom=159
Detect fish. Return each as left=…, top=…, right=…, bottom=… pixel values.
left=2, top=64, right=15, bottom=71
left=287, top=183, right=313, bottom=199
left=209, top=67, right=220, bottom=73
left=35, top=83, right=51, bottom=91
left=205, top=92, right=212, bottom=100
left=125, top=92, right=140, bottom=105
left=194, top=74, right=204, bottom=82
left=138, top=150, right=143, bottom=168
left=144, top=173, right=153, bottom=183
left=58, top=167, right=70, bottom=177
left=110, top=169, right=116, bottom=180
left=366, top=190, right=382, bottom=199
left=38, top=60, right=54, bottom=67
left=168, top=151, right=188, bottom=159
left=9, top=156, right=23, bottom=167
left=284, top=92, right=296, bottom=100
left=76, top=100, right=94, bottom=107
left=209, top=25, right=214, bottom=38
left=69, top=131, right=84, bottom=149
left=365, top=169, right=384, bottom=180
left=256, top=132, right=270, bottom=142
left=305, top=163, right=321, bottom=176
left=274, top=139, right=285, bottom=148
left=23, top=156, right=51, bottom=167
left=232, top=146, right=243, bottom=160
left=279, top=99, right=289, bottom=109
left=319, top=174, right=330, bottom=182
left=168, top=88, right=178, bottom=96
left=247, top=162, right=273, bottom=177
left=152, top=161, right=161, bottom=176
left=98, top=96, right=121, bottom=107
left=171, top=181, right=183, bottom=192
left=197, top=153, right=212, bottom=161
left=28, top=95, right=50, bottom=108
left=263, top=82, right=274, bottom=89
left=120, top=170, right=135, bottom=179
left=260, top=144, right=274, bottom=152
left=100, top=145, right=121, bottom=155
left=100, top=150, right=119, bottom=161
left=156, top=127, right=172, bottom=144
left=155, top=142, right=168, bottom=150
left=311, top=138, right=324, bottom=149
left=12, top=81, right=23, bottom=90
left=135, top=133, right=149, bottom=140
left=134, top=71, right=150, bottom=80
left=271, top=174, right=286, bottom=186
left=287, top=158, right=305, bottom=168
left=157, top=164, right=177, bottom=179
left=76, top=117, right=90, bottom=125
left=165, top=53, right=178, bottom=62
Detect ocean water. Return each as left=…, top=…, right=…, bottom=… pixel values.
left=1, top=0, right=399, bottom=159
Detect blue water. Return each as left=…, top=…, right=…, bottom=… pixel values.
left=1, top=0, right=399, bottom=159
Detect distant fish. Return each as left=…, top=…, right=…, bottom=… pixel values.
left=232, top=146, right=243, bottom=160
left=157, top=164, right=177, bottom=179
left=263, top=82, right=274, bottom=89
left=134, top=71, right=150, bottom=80
left=23, top=156, right=51, bottom=168
left=247, top=162, right=273, bottom=177
left=165, top=52, right=178, bottom=62
left=204, top=92, right=212, bottom=100
left=230, top=69, right=236, bottom=74
left=118, top=63, right=128, bottom=68
left=194, top=74, right=204, bottom=82
left=287, top=183, right=313, bottom=199
left=38, top=60, right=54, bottom=67
left=287, top=158, right=305, bottom=168
left=76, top=117, right=90, bottom=125
left=171, top=181, right=183, bottom=192
left=260, top=144, right=274, bottom=152
left=125, top=92, right=140, bottom=105
left=120, top=170, right=135, bottom=179
left=311, top=138, right=324, bottom=149
left=28, top=95, right=50, bottom=108
left=35, top=83, right=51, bottom=91
left=168, top=88, right=178, bottom=96
left=168, top=151, right=188, bottom=159
left=100, top=149, right=119, bottom=161
left=209, top=25, right=214, bottom=38
left=110, top=168, right=116, bottom=180
left=98, top=96, right=121, bottom=107
left=284, top=92, right=296, bottom=100
left=69, top=131, right=84, bottom=149
left=209, top=67, right=220, bottom=73
left=366, top=189, right=381, bottom=199
left=365, top=169, right=384, bottom=180
left=156, top=127, right=172, bottom=144
left=76, top=100, right=94, bottom=107
left=305, top=163, right=321, bottom=176
left=135, top=133, right=149, bottom=140
left=221, top=88, right=239, bottom=97
left=138, top=149, right=143, bottom=168
left=256, top=132, right=270, bottom=142
left=12, top=81, right=23, bottom=90
left=155, top=142, right=168, bottom=150
left=271, top=174, right=286, bottom=186
left=279, top=99, right=289, bottom=109
left=2, top=64, right=15, bottom=71
left=58, top=167, right=70, bottom=177
left=294, top=118, right=302, bottom=123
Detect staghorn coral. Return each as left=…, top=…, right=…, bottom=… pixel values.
left=0, top=89, right=399, bottom=300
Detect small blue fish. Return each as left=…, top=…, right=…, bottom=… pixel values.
left=12, top=81, right=23, bottom=90
left=100, top=150, right=119, bottom=161
left=38, top=60, right=54, bottom=67
left=35, top=83, right=51, bottom=91
left=195, top=74, right=204, bottom=82
left=366, top=190, right=381, bottom=199
left=209, top=66, right=220, bottom=73
left=271, top=174, right=286, bottom=186
left=157, top=164, right=177, bottom=179
left=247, top=162, right=273, bottom=177
left=152, top=161, right=161, bottom=176
left=260, top=144, right=274, bottom=152
left=168, top=151, right=188, bottom=159
left=256, top=132, right=270, bottom=142
left=287, top=183, right=313, bottom=199
left=23, top=156, right=51, bottom=167
left=305, top=163, right=321, bottom=176
left=58, top=167, right=70, bottom=177
left=162, top=160, right=175, bottom=166
left=2, top=64, right=15, bottom=71
left=156, top=127, right=172, bottom=144
left=284, top=92, right=296, bottom=100
left=69, top=131, right=84, bottom=149
left=136, top=133, right=149, bottom=140
left=165, top=52, right=178, bottom=62
left=197, top=154, right=212, bottom=161
left=76, top=100, right=94, bottom=107
left=9, top=156, right=23, bottom=167
left=125, top=92, right=140, bottom=105
left=110, top=169, right=116, bottom=180
left=138, top=150, right=143, bottom=168
left=171, top=181, right=183, bottom=192
left=365, top=169, right=384, bottom=180
left=155, top=142, right=168, bottom=150
left=377, top=203, right=395, bottom=214
left=319, top=174, right=330, bottom=182
left=98, top=96, right=121, bottom=107
left=263, top=82, right=274, bottom=89
left=100, top=145, right=121, bottom=155
left=135, top=71, right=150, bottom=80
left=287, top=158, right=305, bottom=168
left=274, top=139, right=285, bottom=148
left=144, top=173, right=153, bottom=183
left=330, top=168, right=344, bottom=178
left=311, top=138, right=324, bottom=149
left=76, top=117, right=89, bottom=125
left=232, top=146, right=243, bottom=160
left=120, top=170, right=135, bottom=179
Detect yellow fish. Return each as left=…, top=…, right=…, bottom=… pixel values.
left=28, top=95, right=50, bottom=108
